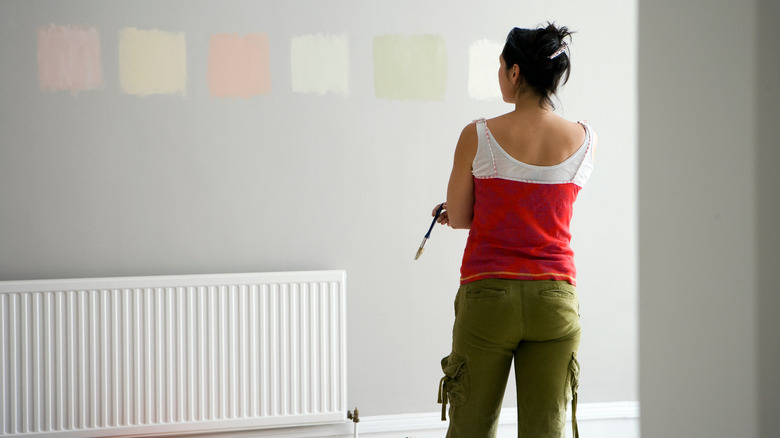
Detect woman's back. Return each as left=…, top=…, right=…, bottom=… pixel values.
left=485, top=111, right=586, bottom=167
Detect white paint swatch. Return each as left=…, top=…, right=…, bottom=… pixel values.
left=290, top=33, right=349, bottom=95
left=468, top=39, right=503, bottom=100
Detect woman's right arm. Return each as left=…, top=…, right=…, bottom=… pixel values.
left=441, top=123, right=478, bottom=229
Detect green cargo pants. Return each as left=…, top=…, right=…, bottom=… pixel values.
left=438, top=279, right=581, bottom=438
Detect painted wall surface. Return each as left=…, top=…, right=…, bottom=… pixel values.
left=757, top=1, right=780, bottom=436
left=0, top=0, right=637, bottom=416
left=639, top=0, right=780, bottom=437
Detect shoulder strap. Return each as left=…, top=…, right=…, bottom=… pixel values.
left=571, top=121, right=596, bottom=187
left=472, top=118, right=497, bottom=177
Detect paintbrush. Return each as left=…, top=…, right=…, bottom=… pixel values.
left=415, top=203, right=444, bottom=260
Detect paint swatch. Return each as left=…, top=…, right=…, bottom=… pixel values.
left=119, top=27, right=186, bottom=96
left=373, top=34, right=446, bottom=101
left=37, top=24, right=102, bottom=92
left=468, top=39, right=503, bottom=100
left=208, top=33, right=271, bottom=98
left=290, top=33, right=349, bottom=95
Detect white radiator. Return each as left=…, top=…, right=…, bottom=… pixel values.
left=0, top=270, right=347, bottom=437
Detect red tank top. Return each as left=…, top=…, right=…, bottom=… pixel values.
left=460, top=119, right=596, bottom=285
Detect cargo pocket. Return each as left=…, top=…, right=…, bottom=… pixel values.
left=566, top=353, right=581, bottom=438
left=437, top=352, right=468, bottom=421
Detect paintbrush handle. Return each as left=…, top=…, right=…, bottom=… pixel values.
left=425, top=203, right=445, bottom=238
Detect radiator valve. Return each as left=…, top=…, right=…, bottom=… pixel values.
left=347, top=407, right=360, bottom=423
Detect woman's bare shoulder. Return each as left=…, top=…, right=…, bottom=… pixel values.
left=460, top=120, right=478, bottom=137
left=485, top=113, right=514, bottom=126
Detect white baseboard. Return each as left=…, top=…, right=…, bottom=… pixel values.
left=185, top=401, right=639, bottom=438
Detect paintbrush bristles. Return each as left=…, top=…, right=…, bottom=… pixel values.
left=414, top=237, right=428, bottom=260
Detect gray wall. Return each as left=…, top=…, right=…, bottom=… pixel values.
left=757, top=1, right=780, bottom=436
left=639, top=0, right=780, bottom=436
left=0, top=1, right=638, bottom=416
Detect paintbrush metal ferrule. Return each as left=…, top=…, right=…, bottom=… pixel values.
left=414, top=237, right=428, bottom=260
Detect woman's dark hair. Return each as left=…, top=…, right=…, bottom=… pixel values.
left=501, top=22, right=574, bottom=108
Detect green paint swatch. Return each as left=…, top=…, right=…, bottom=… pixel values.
left=373, top=34, right=446, bottom=101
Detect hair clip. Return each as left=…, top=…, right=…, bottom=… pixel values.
left=548, top=41, right=568, bottom=60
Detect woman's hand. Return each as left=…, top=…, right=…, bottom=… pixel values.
left=433, top=202, right=450, bottom=227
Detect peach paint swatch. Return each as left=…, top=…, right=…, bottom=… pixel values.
left=37, top=24, right=102, bottom=92
left=208, top=33, right=271, bottom=98
left=119, top=27, right=187, bottom=96
left=468, top=39, right=503, bottom=100
left=373, top=34, right=446, bottom=101
left=290, top=33, right=349, bottom=95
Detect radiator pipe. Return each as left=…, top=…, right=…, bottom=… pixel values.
left=347, top=407, right=360, bottom=438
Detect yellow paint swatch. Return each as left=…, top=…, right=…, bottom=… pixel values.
left=119, top=27, right=186, bottom=96
left=373, top=34, right=446, bottom=101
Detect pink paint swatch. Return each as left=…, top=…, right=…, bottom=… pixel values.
left=37, top=24, right=102, bottom=92
left=208, top=33, right=271, bottom=98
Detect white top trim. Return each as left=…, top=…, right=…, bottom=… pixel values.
left=472, top=118, right=596, bottom=187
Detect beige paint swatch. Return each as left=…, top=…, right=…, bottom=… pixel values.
left=290, top=33, right=349, bottom=95
left=208, top=33, right=271, bottom=98
left=468, top=39, right=503, bottom=100
left=373, top=34, right=446, bottom=101
left=119, top=27, right=186, bottom=96
left=37, top=24, right=102, bottom=92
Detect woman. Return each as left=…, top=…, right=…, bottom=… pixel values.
left=435, top=23, right=596, bottom=438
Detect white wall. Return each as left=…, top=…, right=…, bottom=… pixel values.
left=638, top=0, right=780, bottom=436
left=0, top=0, right=638, bottom=417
